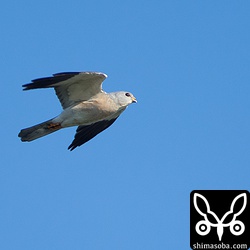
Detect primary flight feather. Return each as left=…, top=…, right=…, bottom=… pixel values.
left=18, top=72, right=137, bottom=150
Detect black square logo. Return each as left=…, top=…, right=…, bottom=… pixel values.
left=190, top=190, right=250, bottom=250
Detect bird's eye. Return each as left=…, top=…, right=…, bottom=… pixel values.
left=125, top=93, right=131, bottom=97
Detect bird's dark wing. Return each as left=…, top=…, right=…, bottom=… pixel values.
left=68, top=117, right=119, bottom=151
left=22, top=72, right=107, bottom=109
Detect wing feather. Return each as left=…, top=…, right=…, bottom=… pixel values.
left=68, top=117, right=118, bottom=151
left=22, top=72, right=107, bottom=109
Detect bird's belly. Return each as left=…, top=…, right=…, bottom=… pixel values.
left=54, top=102, right=116, bottom=127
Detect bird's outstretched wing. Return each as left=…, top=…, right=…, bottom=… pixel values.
left=68, top=117, right=118, bottom=151
left=22, top=72, right=107, bottom=109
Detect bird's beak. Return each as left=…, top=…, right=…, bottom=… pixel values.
left=132, top=96, right=137, bottom=103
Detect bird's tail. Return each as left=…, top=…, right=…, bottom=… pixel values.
left=18, top=119, right=62, bottom=142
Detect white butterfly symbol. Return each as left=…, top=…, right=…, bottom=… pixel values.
left=193, top=193, right=247, bottom=241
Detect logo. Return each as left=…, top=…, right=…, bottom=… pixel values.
left=190, top=190, right=250, bottom=250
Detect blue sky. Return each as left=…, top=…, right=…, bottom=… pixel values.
left=1, top=1, right=250, bottom=249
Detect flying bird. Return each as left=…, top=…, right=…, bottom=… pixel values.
left=18, top=72, right=137, bottom=150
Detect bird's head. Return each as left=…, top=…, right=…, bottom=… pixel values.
left=111, top=91, right=137, bottom=107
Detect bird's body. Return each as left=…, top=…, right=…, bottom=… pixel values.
left=18, top=72, right=136, bottom=150
left=54, top=92, right=122, bottom=127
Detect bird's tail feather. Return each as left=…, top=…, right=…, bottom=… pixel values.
left=18, top=119, right=62, bottom=142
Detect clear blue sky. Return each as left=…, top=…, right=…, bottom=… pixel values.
left=1, top=1, right=249, bottom=249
